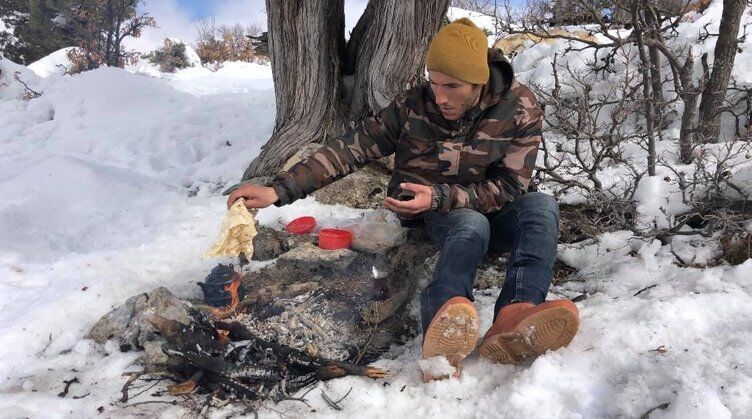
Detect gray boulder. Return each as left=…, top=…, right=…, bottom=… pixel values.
left=89, top=287, right=193, bottom=352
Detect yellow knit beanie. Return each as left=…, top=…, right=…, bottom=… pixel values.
left=426, top=17, right=489, bottom=84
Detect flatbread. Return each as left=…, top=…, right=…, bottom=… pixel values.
left=205, top=198, right=258, bottom=259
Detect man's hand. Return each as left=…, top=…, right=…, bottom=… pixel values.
left=383, top=182, right=433, bottom=215
left=226, top=183, right=279, bottom=210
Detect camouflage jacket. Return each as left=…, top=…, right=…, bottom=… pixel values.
left=271, top=48, right=542, bottom=218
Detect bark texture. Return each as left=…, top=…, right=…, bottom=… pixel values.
left=243, top=0, right=347, bottom=180
left=242, top=0, right=449, bottom=181
left=697, top=0, right=747, bottom=142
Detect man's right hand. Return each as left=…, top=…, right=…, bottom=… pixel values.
left=226, top=183, right=279, bottom=210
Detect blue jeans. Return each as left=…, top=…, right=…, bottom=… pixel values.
left=420, top=192, right=560, bottom=333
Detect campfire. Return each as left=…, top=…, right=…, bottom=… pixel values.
left=144, top=309, right=386, bottom=403
left=92, top=215, right=435, bottom=410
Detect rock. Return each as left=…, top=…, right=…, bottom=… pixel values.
left=252, top=225, right=289, bottom=261
left=143, top=340, right=169, bottom=365
left=312, top=163, right=390, bottom=209
left=377, top=155, right=395, bottom=172
left=89, top=287, right=193, bottom=351
left=276, top=242, right=358, bottom=273
left=280, top=141, right=391, bottom=209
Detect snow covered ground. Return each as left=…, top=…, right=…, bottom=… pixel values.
left=1, top=2, right=752, bottom=417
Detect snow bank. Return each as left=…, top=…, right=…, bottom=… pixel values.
left=165, top=60, right=274, bottom=95
left=448, top=6, right=497, bottom=30
left=0, top=57, right=41, bottom=101
left=27, top=47, right=77, bottom=78
left=167, top=37, right=202, bottom=68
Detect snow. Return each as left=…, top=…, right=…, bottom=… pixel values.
left=447, top=6, right=501, bottom=46
left=167, top=37, right=202, bottom=68
left=447, top=7, right=498, bottom=34
left=27, top=47, right=77, bottom=78
left=1, top=1, right=752, bottom=417
left=0, top=57, right=41, bottom=101
left=417, top=355, right=456, bottom=379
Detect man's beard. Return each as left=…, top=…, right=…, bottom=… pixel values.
left=459, top=87, right=481, bottom=117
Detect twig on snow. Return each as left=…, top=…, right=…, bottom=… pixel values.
left=633, top=284, right=658, bottom=297
left=57, top=377, right=79, bottom=398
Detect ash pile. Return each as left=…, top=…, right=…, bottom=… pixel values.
left=236, top=224, right=437, bottom=363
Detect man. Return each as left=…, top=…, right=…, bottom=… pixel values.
left=226, top=18, right=579, bottom=381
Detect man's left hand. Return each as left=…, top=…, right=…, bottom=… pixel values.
left=383, top=182, right=433, bottom=215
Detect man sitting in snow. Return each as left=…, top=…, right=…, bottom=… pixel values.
left=226, top=18, right=579, bottom=381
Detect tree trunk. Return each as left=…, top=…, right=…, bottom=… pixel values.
left=104, top=0, right=114, bottom=66
left=697, top=0, right=746, bottom=143
left=241, top=0, right=449, bottom=181
left=346, top=0, right=447, bottom=122
left=644, top=3, right=665, bottom=133
left=678, top=51, right=698, bottom=164
left=633, top=1, right=656, bottom=176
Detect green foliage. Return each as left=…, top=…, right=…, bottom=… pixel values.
left=1, top=0, right=156, bottom=71
left=1, top=0, right=74, bottom=65
left=144, top=39, right=191, bottom=73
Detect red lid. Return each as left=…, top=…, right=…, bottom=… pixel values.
left=286, top=216, right=316, bottom=234
left=318, top=228, right=352, bottom=250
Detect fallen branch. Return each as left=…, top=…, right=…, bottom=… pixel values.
left=633, top=284, right=658, bottom=297
left=321, top=390, right=343, bottom=411
left=122, top=400, right=179, bottom=408
left=641, top=402, right=670, bottom=419
left=13, top=71, right=42, bottom=100
left=120, top=367, right=165, bottom=403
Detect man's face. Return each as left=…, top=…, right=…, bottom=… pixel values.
left=428, top=71, right=483, bottom=121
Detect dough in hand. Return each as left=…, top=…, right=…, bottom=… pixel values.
left=205, top=198, right=258, bottom=259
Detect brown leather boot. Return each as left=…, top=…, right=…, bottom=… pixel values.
left=478, top=300, right=579, bottom=364
left=420, top=296, right=479, bottom=382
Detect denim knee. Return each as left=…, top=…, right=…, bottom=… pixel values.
left=515, top=192, right=559, bottom=217
left=448, top=209, right=491, bottom=251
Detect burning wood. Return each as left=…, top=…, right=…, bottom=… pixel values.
left=147, top=313, right=386, bottom=402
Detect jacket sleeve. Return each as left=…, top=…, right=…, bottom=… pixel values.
left=430, top=94, right=542, bottom=214
left=271, top=95, right=408, bottom=205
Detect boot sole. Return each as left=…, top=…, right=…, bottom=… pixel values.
left=478, top=305, right=579, bottom=364
left=422, top=303, right=479, bottom=381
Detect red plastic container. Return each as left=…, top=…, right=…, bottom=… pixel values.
left=286, top=216, right=316, bottom=234
left=318, top=228, right=352, bottom=250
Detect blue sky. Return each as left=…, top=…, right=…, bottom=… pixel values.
left=174, top=0, right=524, bottom=19
left=176, top=0, right=214, bottom=19
left=130, top=0, right=512, bottom=52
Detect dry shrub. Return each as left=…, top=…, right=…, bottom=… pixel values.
left=720, top=229, right=752, bottom=265
left=196, top=20, right=263, bottom=68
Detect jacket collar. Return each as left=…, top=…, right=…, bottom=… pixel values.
left=478, top=48, right=514, bottom=111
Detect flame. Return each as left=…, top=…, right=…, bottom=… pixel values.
left=210, top=274, right=241, bottom=320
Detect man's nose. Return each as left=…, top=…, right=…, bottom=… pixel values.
left=434, top=89, right=448, bottom=105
